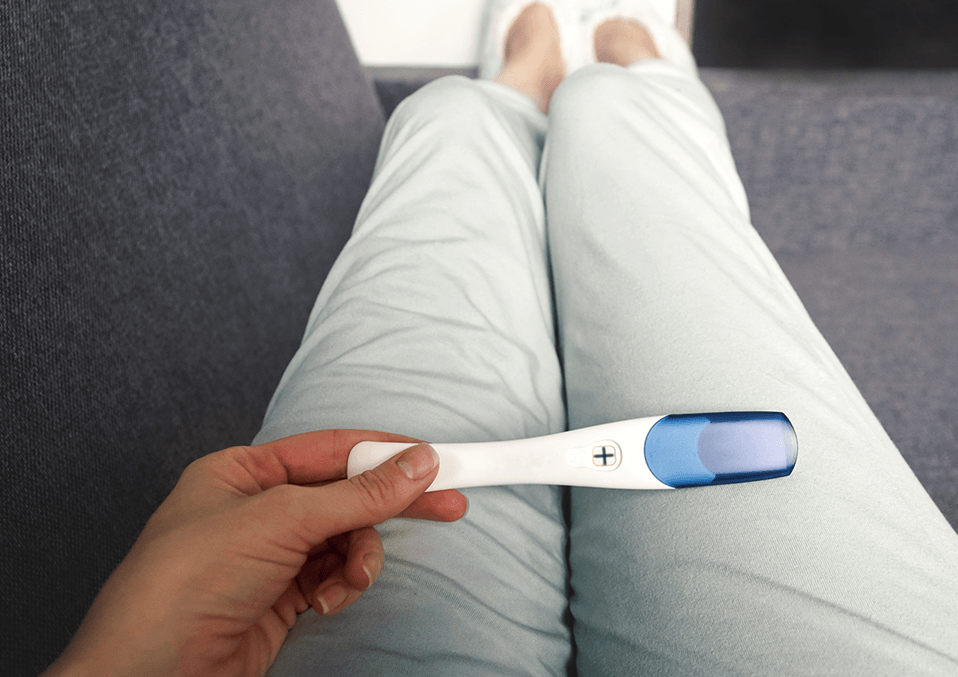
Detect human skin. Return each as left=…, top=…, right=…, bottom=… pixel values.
left=493, top=2, right=661, bottom=113
left=42, top=429, right=467, bottom=677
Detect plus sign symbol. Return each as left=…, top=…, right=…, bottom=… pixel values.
left=593, top=445, right=617, bottom=467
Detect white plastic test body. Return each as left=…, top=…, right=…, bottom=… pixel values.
left=347, top=412, right=797, bottom=492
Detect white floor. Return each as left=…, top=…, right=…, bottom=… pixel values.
left=335, top=0, right=680, bottom=68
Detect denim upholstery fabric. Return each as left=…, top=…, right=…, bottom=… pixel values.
left=1, top=1, right=383, bottom=673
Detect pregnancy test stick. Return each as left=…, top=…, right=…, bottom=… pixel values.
left=347, top=412, right=797, bottom=492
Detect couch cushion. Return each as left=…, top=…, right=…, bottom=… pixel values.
left=778, top=244, right=958, bottom=532
left=704, top=69, right=958, bottom=532
left=1, top=1, right=383, bottom=673
left=702, top=69, right=958, bottom=254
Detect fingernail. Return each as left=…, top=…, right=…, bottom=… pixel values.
left=396, top=444, right=439, bottom=480
left=317, top=584, right=348, bottom=615
left=362, top=554, right=382, bottom=589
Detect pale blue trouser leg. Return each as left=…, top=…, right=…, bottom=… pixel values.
left=544, top=61, right=958, bottom=676
left=255, top=76, right=572, bottom=676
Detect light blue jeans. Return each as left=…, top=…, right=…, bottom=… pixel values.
left=256, top=62, right=958, bottom=676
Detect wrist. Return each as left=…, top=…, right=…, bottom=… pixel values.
left=41, top=592, right=178, bottom=677
left=44, top=541, right=185, bottom=677
left=42, top=651, right=97, bottom=677
left=43, top=639, right=171, bottom=677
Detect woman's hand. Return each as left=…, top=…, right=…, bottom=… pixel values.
left=43, top=429, right=467, bottom=677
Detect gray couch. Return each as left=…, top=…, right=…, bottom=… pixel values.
left=3, top=1, right=956, bottom=674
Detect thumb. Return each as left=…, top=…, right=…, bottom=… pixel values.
left=301, top=443, right=441, bottom=540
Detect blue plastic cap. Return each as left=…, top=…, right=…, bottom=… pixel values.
left=644, top=412, right=797, bottom=488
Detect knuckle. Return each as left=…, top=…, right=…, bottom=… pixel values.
left=181, top=453, right=212, bottom=478
left=349, top=469, right=402, bottom=517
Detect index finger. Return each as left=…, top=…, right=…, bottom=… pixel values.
left=250, top=429, right=420, bottom=488
left=235, top=430, right=467, bottom=522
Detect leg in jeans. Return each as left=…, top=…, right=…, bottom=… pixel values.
left=256, top=75, right=571, bottom=676
left=544, top=50, right=958, bottom=677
